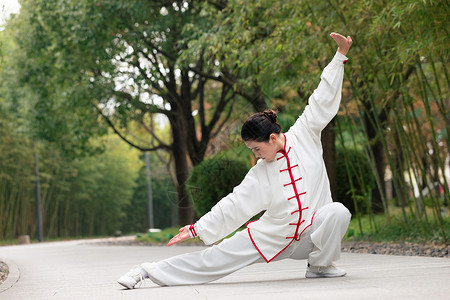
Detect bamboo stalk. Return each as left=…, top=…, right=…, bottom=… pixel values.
left=415, top=65, right=448, bottom=242
left=336, top=118, right=364, bottom=236
left=390, top=99, right=431, bottom=236
left=347, top=77, right=390, bottom=217
left=340, top=95, right=380, bottom=233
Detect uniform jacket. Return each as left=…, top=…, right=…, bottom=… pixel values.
left=193, top=51, right=349, bottom=263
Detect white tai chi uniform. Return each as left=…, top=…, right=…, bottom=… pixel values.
left=141, top=51, right=351, bottom=286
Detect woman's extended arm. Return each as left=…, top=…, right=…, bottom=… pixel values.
left=289, top=33, right=352, bottom=138
left=168, top=166, right=269, bottom=246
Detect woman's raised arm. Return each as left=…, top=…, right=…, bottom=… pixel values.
left=330, top=32, right=352, bottom=56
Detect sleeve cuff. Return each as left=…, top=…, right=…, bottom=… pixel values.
left=188, top=223, right=198, bottom=238
left=332, top=51, right=349, bottom=65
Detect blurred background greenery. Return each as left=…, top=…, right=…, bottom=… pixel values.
left=0, top=0, right=448, bottom=244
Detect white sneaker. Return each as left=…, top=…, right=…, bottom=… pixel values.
left=305, top=265, right=346, bottom=278
left=117, top=266, right=145, bottom=289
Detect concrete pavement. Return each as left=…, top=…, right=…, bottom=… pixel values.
left=1, top=237, right=449, bottom=300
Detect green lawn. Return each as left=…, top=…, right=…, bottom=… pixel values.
left=345, top=207, right=449, bottom=244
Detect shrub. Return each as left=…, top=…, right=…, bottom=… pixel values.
left=336, top=147, right=375, bottom=214
left=187, top=156, right=248, bottom=217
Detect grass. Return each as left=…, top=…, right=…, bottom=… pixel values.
left=135, top=227, right=245, bottom=245
left=0, top=234, right=117, bottom=246
left=136, top=227, right=203, bottom=245
left=345, top=207, right=450, bottom=244
left=0, top=239, right=19, bottom=246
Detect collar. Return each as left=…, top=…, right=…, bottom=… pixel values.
left=275, top=133, right=290, bottom=161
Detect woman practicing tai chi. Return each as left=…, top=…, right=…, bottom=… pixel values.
left=118, top=32, right=353, bottom=288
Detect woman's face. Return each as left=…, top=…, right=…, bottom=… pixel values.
left=244, top=134, right=283, bottom=162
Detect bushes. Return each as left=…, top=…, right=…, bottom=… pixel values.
left=187, top=156, right=248, bottom=217
left=336, top=147, right=375, bottom=214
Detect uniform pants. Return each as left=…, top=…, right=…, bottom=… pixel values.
left=141, top=202, right=351, bottom=286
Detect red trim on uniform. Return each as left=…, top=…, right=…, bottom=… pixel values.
left=269, top=239, right=295, bottom=262
left=247, top=228, right=270, bottom=263
left=280, top=164, right=298, bottom=172
left=189, top=223, right=197, bottom=237
left=291, top=206, right=309, bottom=215
left=287, top=212, right=317, bottom=241
left=289, top=220, right=305, bottom=226
left=277, top=133, right=310, bottom=244
left=247, top=133, right=316, bottom=262
left=248, top=228, right=296, bottom=263
left=297, top=211, right=317, bottom=240
left=276, top=134, right=289, bottom=160
left=288, top=192, right=306, bottom=200
left=278, top=139, right=306, bottom=244
left=283, top=177, right=302, bottom=187
left=246, top=218, right=259, bottom=227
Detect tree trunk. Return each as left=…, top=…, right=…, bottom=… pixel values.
left=250, top=91, right=267, bottom=112
left=369, top=132, right=386, bottom=213
left=392, top=128, right=407, bottom=208
left=322, top=119, right=338, bottom=202
left=171, top=118, right=195, bottom=225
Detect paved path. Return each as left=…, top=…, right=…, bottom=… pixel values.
left=1, top=237, right=449, bottom=300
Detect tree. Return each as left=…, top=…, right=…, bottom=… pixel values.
left=12, top=0, right=268, bottom=225
left=5, top=0, right=448, bottom=241
left=185, top=0, right=449, bottom=218
left=183, top=0, right=352, bottom=202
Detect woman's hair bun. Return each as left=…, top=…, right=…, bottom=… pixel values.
left=262, top=110, right=278, bottom=124
left=241, top=109, right=281, bottom=142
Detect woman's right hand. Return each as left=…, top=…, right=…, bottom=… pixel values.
left=330, top=32, right=352, bottom=56
left=167, top=225, right=191, bottom=246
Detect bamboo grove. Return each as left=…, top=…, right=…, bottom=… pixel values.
left=0, top=123, right=143, bottom=240
left=187, top=0, right=449, bottom=242
left=334, top=0, right=449, bottom=241
left=0, top=0, right=448, bottom=242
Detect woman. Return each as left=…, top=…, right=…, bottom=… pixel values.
left=118, top=32, right=353, bottom=288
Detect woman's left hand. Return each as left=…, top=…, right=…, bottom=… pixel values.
left=330, top=32, right=352, bottom=56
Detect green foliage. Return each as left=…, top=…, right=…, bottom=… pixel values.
left=336, top=147, right=375, bottom=214
left=136, top=227, right=201, bottom=245
left=1, top=0, right=448, bottom=243
left=187, top=156, right=248, bottom=217
left=6, top=0, right=265, bottom=225
left=66, top=135, right=141, bottom=236
left=121, top=156, right=177, bottom=233
left=0, top=109, right=34, bottom=239
left=217, top=144, right=253, bottom=169
left=1, top=5, right=105, bottom=161
left=135, top=226, right=245, bottom=245
left=346, top=210, right=450, bottom=245
left=0, top=130, right=141, bottom=239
